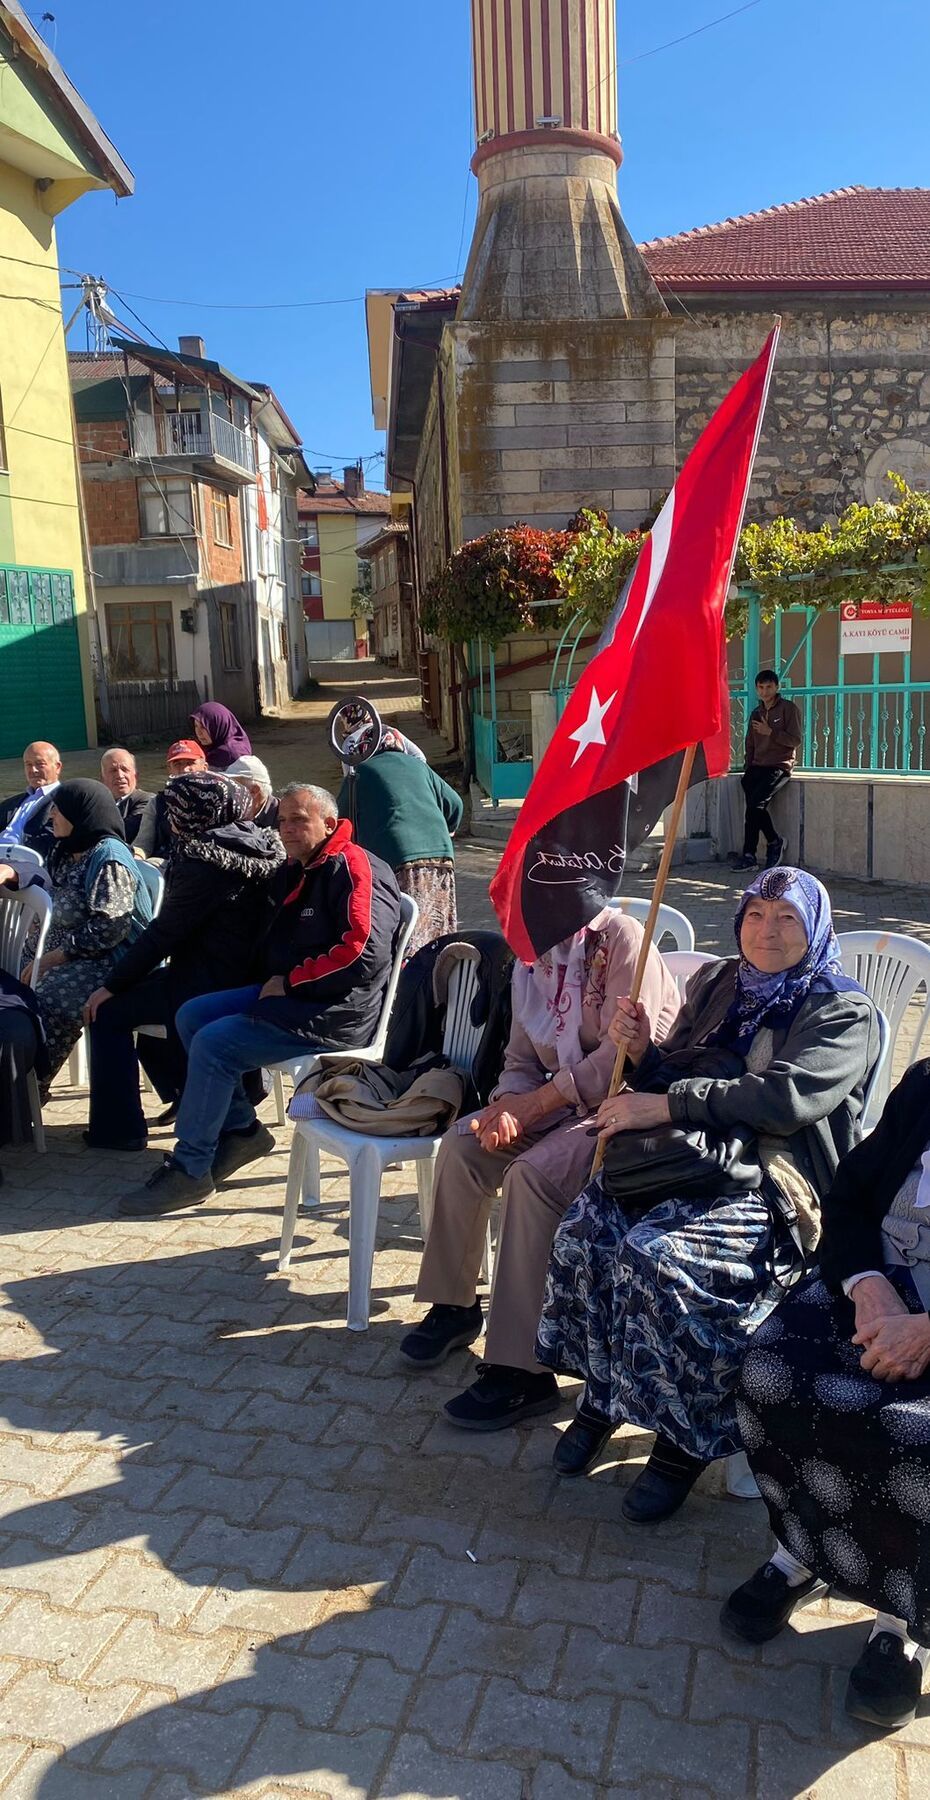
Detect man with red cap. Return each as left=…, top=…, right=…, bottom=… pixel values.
left=134, top=739, right=208, bottom=861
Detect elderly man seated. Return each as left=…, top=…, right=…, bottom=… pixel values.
left=0, top=741, right=62, bottom=860
left=227, top=754, right=279, bottom=829
left=117, top=783, right=401, bottom=1217
left=100, top=748, right=153, bottom=845
left=134, top=739, right=208, bottom=860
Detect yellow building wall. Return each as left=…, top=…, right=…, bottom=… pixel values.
left=319, top=514, right=360, bottom=622
left=0, top=161, right=95, bottom=744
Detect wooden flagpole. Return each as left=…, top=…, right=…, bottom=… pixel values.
left=590, top=743, right=698, bottom=1177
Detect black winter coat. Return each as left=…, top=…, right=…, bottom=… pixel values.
left=818, top=1059, right=930, bottom=1291
left=103, top=821, right=284, bottom=1008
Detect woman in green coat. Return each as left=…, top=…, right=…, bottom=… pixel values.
left=338, top=729, right=463, bottom=955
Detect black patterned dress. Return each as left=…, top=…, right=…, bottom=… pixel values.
left=35, top=851, right=137, bottom=1078
left=740, top=1261, right=930, bottom=1645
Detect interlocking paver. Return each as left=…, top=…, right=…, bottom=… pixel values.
left=235, top=1717, right=391, bottom=1796
left=514, top=1570, right=637, bottom=1638
left=0, top=1667, right=143, bottom=1757
left=376, top=1734, right=524, bottom=1800
left=429, top=1610, right=564, bottom=1693
left=471, top=1677, right=614, bottom=1777
left=0, top=669, right=925, bottom=1799
left=609, top=1698, right=751, bottom=1791
left=394, top=1546, right=519, bottom=1618
left=0, top=1594, right=126, bottom=1680
left=87, top=1613, right=240, bottom=1697
left=407, top=1669, right=483, bottom=1750
left=557, top=1626, right=690, bottom=1714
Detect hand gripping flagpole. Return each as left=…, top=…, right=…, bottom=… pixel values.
left=590, top=743, right=698, bottom=1177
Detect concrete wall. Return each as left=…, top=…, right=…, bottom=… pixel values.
left=711, top=769, right=930, bottom=885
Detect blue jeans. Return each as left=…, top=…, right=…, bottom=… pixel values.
left=174, top=985, right=317, bottom=1178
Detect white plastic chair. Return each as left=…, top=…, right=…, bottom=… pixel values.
left=610, top=896, right=696, bottom=953
left=268, top=893, right=418, bottom=1129
left=661, top=949, right=721, bottom=1000
left=727, top=1004, right=891, bottom=1502
left=838, top=930, right=930, bottom=1117
left=279, top=938, right=483, bottom=1332
left=70, top=862, right=166, bottom=1088
left=0, top=885, right=52, bottom=1151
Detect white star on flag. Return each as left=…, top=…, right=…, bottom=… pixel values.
left=569, top=686, right=618, bottom=766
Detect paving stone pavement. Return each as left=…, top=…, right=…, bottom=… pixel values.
left=2, top=669, right=930, bottom=1796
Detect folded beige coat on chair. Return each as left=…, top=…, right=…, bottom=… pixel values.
left=298, top=1059, right=464, bottom=1137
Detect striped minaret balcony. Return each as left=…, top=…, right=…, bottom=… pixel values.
left=471, top=0, right=621, bottom=172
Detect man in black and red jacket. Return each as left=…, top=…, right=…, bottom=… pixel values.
left=119, top=782, right=401, bottom=1215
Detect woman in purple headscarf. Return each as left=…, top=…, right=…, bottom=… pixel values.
left=190, top=703, right=252, bottom=771
left=536, top=868, right=881, bottom=1523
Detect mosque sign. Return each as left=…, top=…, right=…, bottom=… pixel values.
left=839, top=600, right=913, bottom=656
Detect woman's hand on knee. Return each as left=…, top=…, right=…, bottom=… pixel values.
left=850, top=1273, right=909, bottom=1341
left=607, top=998, right=651, bottom=1064
left=83, top=986, right=113, bottom=1025
left=854, top=1312, right=930, bottom=1382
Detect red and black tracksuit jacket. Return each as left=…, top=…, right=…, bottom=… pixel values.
left=258, top=818, right=402, bottom=1047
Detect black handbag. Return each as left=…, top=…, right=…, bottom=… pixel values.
left=601, top=1121, right=762, bottom=1215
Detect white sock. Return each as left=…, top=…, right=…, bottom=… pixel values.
left=871, top=1613, right=930, bottom=1669
left=769, top=1542, right=814, bottom=1587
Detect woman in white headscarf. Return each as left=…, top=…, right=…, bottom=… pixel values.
left=399, top=908, right=681, bottom=1431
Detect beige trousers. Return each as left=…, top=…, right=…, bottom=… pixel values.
left=414, top=1116, right=597, bottom=1374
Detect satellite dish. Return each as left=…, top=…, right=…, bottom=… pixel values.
left=328, top=695, right=383, bottom=766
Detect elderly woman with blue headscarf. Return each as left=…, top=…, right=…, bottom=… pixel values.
left=535, top=868, right=880, bottom=1524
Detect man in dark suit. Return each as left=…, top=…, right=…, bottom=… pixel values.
left=100, top=748, right=153, bottom=846
left=0, top=741, right=62, bottom=859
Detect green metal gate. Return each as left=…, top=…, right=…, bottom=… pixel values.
left=0, top=566, right=86, bottom=758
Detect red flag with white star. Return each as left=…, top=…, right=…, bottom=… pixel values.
left=490, top=325, right=780, bottom=963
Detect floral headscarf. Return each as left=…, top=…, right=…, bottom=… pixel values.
left=163, top=771, right=284, bottom=880
left=716, top=866, right=845, bottom=1053
left=164, top=771, right=249, bottom=839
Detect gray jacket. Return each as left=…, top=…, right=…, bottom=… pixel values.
left=630, top=959, right=879, bottom=1198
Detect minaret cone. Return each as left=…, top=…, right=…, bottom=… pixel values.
left=461, top=0, right=666, bottom=321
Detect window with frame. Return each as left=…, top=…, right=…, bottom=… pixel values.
left=274, top=538, right=286, bottom=583
left=219, top=601, right=242, bottom=669
left=105, top=601, right=176, bottom=680
left=301, top=572, right=322, bottom=598
left=279, top=621, right=288, bottom=660
left=299, top=519, right=319, bottom=549
left=211, top=488, right=232, bottom=548
left=139, top=478, right=196, bottom=537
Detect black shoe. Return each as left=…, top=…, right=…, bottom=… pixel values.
left=444, top=1363, right=559, bottom=1432
left=621, top=1438, right=707, bottom=1523
left=720, top=1560, right=829, bottom=1645
left=553, top=1402, right=612, bottom=1476
left=212, top=1122, right=275, bottom=1184
left=845, top=1633, right=924, bottom=1730
left=765, top=835, right=786, bottom=869
left=154, top=1101, right=179, bottom=1127
left=399, top=1303, right=483, bottom=1369
left=83, top=1130, right=148, bottom=1153
left=117, top=1157, right=215, bottom=1218
left=732, top=854, right=758, bottom=871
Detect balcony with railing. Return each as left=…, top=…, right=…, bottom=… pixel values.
left=132, top=404, right=255, bottom=481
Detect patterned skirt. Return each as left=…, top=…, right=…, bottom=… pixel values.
left=739, top=1269, right=930, bottom=1646
left=394, top=858, right=457, bottom=958
left=536, top=1178, right=796, bottom=1462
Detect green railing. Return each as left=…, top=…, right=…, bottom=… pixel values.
left=470, top=635, right=539, bottom=804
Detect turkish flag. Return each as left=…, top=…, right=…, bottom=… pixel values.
left=490, top=325, right=780, bottom=963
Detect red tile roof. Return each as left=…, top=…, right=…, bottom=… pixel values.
left=69, top=349, right=151, bottom=381
left=298, top=483, right=391, bottom=517
left=638, top=186, right=930, bottom=292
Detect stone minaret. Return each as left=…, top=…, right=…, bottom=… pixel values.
left=445, top=0, right=676, bottom=545
left=462, top=0, right=664, bottom=321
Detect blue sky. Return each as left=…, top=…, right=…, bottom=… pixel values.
left=51, top=0, right=930, bottom=485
